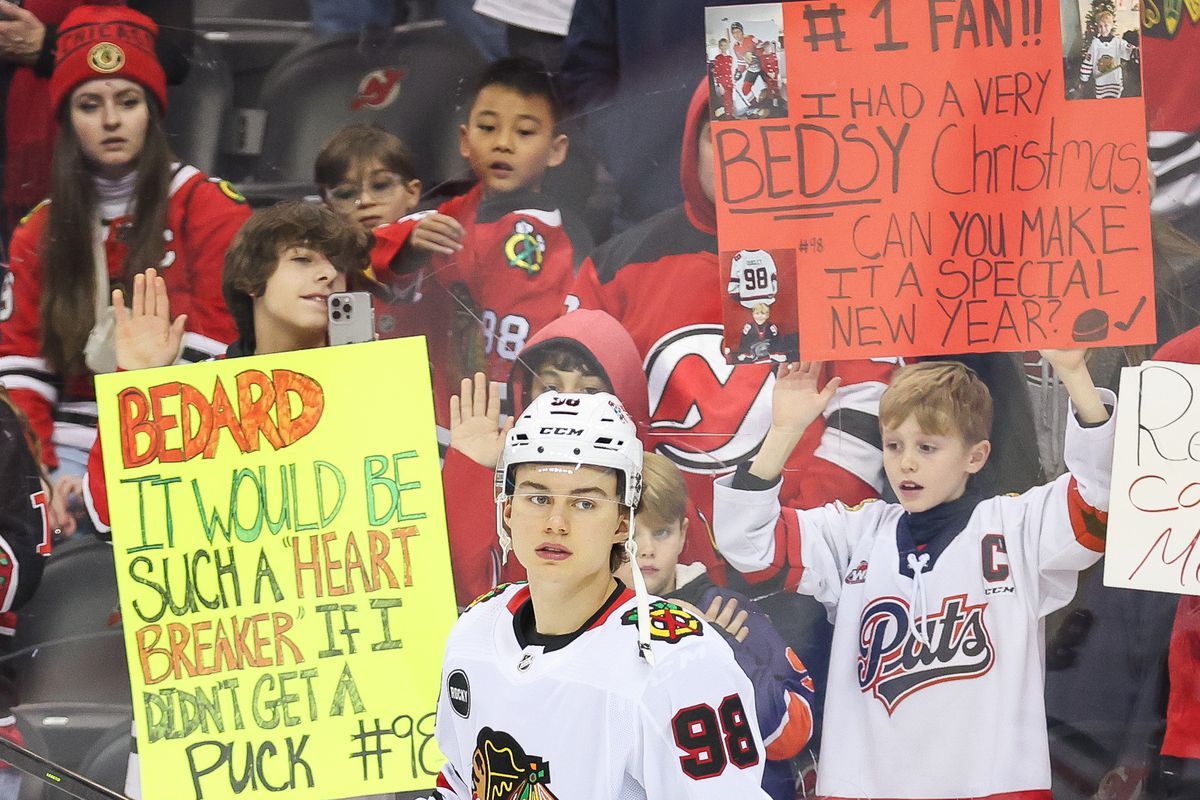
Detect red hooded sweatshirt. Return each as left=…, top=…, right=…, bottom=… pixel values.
left=567, top=81, right=895, bottom=546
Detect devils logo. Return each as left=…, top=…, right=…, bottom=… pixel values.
left=857, top=594, right=994, bottom=715
left=472, top=727, right=560, bottom=800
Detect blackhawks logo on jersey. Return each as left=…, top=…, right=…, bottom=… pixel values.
left=504, top=220, right=546, bottom=275
left=621, top=600, right=703, bottom=644
left=472, top=727, right=560, bottom=800
left=466, top=582, right=525, bottom=612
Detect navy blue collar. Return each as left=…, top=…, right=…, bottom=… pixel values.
left=896, top=488, right=983, bottom=576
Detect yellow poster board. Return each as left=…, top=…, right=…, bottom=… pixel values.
left=96, top=338, right=455, bottom=800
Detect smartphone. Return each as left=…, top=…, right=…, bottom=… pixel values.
left=328, top=291, right=375, bottom=346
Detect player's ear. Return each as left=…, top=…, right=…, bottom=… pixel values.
left=547, top=131, right=568, bottom=169
left=502, top=497, right=515, bottom=527
left=679, top=517, right=689, bottom=544
left=613, top=509, right=630, bottom=544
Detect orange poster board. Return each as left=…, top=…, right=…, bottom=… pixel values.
left=708, top=0, right=1155, bottom=359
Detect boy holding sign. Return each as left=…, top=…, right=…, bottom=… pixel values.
left=434, top=391, right=771, bottom=798
left=713, top=353, right=1114, bottom=799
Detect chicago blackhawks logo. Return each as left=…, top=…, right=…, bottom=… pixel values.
left=858, top=594, right=994, bottom=715
left=643, top=325, right=774, bottom=474
left=88, top=42, right=125, bottom=73
left=466, top=582, right=523, bottom=611
left=504, top=220, right=546, bottom=274
left=351, top=67, right=407, bottom=111
left=622, top=600, right=703, bottom=644
left=472, top=727, right=559, bottom=800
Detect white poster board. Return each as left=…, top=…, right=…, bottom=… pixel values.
left=1104, top=361, right=1200, bottom=596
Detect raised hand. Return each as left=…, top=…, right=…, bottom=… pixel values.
left=449, top=373, right=512, bottom=469
left=771, top=361, right=841, bottom=438
left=410, top=213, right=465, bottom=256
left=113, top=268, right=187, bottom=371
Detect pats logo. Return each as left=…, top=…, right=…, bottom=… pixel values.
left=844, top=560, right=868, bottom=584
left=643, top=325, right=774, bottom=474
left=622, top=600, right=703, bottom=643
left=857, top=594, right=994, bottom=714
left=351, top=67, right=407, bottom=111
left=504, top=220, right=546, bottom=274
left=472, top=727, right=559, bottom=800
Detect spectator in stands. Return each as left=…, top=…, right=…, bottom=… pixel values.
left=473, top=0, right=576, bottom=69
left=84, top=202, right=370, bottom=535
left=371, top=56, right=591, bottom=385
left=0, top=6, right=247, bottom=537
left=615, top=451, right=815, bottom=800
left=559, top=0, right=758, bottom=231
left=315, top=123, right=464, bottom=430
left=0, top=385, right=51, bottom=793
left=0, top=0, right=194, bottom=237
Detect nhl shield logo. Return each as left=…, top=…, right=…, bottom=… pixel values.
left=472, top=727, right=560, bottom=800
left=504, top=220, right=546, bottom=274
left=88, top=42, right=125, bottom=74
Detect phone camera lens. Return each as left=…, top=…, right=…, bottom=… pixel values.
left=331, top=310, right=342, bottom=321
left=343, top=303, right=353, bottom=314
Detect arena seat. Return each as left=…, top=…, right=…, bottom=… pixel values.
left=165, top=37, right=234, bottom=174
left=240, top=20, right=484, bottom=203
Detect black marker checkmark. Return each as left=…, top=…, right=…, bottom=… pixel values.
left=1114, top=296, right=1147, bottom=331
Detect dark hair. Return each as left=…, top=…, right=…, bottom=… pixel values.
left=41, top=93, right=173, bottom=376
left=730, top=21, right=744, bottom=30
left=517, top=341, right=610, bottom=405
left=472, top=57, right=563, bottom=124
left=222, top=201, right=372, bottom=348
left=314, top=124, right=418, bottom=188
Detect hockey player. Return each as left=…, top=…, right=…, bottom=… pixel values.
left=371, top=57, right=591, bottom=384
left=435, top=391, right=771, bottom=798
left=713, top=355, right=1114, bottom=800
left=0, top=6, right=248, bottom=534
left=737, top=303, right=783, bottom=364
left=710, top=38, right=736, bottom=118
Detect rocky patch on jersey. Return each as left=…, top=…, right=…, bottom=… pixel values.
left=472, top=727, right=559, bottom=800
left=622, top=600, right=703, bottom=644
left=505, top=220, right=546, bottom=275
left=858, top=594, right=994, bottom=715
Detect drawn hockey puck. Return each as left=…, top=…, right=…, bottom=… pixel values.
left=1072, top=309, right=1109, bottom=342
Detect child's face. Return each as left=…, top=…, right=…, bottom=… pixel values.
left=753, top=307, right=769, bottom=324
left=459, top=85, right=567, bottom=197
left=882, top=415, right=990, bottom=513
left=615, top=511, right=688, bottom=597
left=504, top=463, right=626, bottom=587
left=1097, top=14, right=1114, bottom=35
left=253, top=245, right=347, bottom=342
left=324, top=159, right=421, bottom=231
left=529, top=366, right=610, bottom=402
left=719, top=40, right=729, bottom=53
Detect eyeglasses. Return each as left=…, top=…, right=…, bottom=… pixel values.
left=324, top=172, right=413, bottom=209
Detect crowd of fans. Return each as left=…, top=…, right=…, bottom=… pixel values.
left=0, top=1, right=1198, bottom=799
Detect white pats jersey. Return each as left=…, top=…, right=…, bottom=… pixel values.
left=434, top=582, right=771, bottom=799
left=713, top=390, right=1117, bottom=800
left=726, top=249, right=778, bottom=308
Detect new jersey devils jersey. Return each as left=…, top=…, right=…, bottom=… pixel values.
left=712, top=391, right=1116, bottom=799
left=727, top=249, right=778, bottom=308
left=435, top=583, right=770, bottom=799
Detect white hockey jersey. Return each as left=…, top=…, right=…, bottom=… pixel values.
left=726, top=249, right=779, bottom=308
left=712, top=390, right=1116, bottom=800
left=434, top=582, right=771, bottom=799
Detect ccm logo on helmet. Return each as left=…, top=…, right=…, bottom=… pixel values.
left=539, top=427, right=584, bottom=436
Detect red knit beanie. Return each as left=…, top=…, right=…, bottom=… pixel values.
left=50, top=6, right=167, bottom=113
